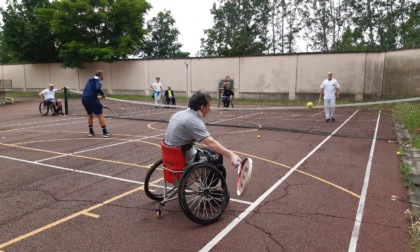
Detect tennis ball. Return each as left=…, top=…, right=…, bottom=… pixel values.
left=307, top=102, right=313, bottom=109
left=257, top=135, right=261, bottom=139
left=396, top=151, right=403, bottom=156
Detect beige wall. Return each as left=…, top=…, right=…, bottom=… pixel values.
left=2, top=48, right=420, bottom=100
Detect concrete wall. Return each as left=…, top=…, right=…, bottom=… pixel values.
left=2, top=48, right=419, bottom=100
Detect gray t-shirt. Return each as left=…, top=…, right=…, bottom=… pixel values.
left=165, top=109, right=210, bottom=164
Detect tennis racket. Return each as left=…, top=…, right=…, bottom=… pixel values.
left=103, top=105, right=117, bottom=117
left=237, top=157, right=253, bottom=196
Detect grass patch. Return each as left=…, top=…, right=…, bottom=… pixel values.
left=396, top=102, right=420, bottom=149
left=405, top=209, right=420, bottom=251
left=400, top=162, right=412, bottom=188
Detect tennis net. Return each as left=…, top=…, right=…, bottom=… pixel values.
left=65, top=89, right=420, bottom=141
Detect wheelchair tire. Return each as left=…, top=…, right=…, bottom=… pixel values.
left=144, top=159, right=177, bottom=202
left=178, top=162, right=229, bottom=225
left=39, top=101, right=52, bottom=116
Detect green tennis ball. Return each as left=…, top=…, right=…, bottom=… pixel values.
left=307, top=102, right=313, bottom=109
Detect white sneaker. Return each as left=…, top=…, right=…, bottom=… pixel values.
left=88, top=132, right=95, bottom=137
left=103, top=132, right=112, bottom=138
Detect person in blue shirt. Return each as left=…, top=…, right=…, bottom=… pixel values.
left=82, top=70, right=111, bottom=137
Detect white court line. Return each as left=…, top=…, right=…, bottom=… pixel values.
left=0, top=154, right=144, bottom=185
left=209, top=112, right=264, bottom=125
left=0, top=117, right=78, bottom=128
left=6, top=120, right=86, bottom=132
left=199, top=109, right=361, bottom=252
left=34, top=132, right=165, bottom=163
left=348, top=111, right=381, bottom=252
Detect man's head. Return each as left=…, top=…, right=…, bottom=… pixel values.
left=327, top=72, right=333, bottom=81
left=168, top=85, right=171, bottom=90
left=188, top=90, right=212, bottom=117
left=48, top=83, right=54, bottom=90
left=156, top=77, right=160, bottom=82
left=96, top=70, right=104, bottom=80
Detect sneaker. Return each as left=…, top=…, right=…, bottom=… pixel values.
left=332, top=117, right=335, bottom=122
left=326, top=118, right=331, bottom=122
left=102, top=132, right=112, bottom=138
left=88, top=132, right=95, bottom=137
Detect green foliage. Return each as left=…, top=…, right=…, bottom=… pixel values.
left=0, top=0, right=59, bottom=63
left=199, top=0, right=271, bottom=56
left=140, top=10, right=189, bottom=58
left=400, top=162, right=412, bottom=188
left=401, top=2, right=420, bottom=48
left=48, top=0, right=151, bottom=68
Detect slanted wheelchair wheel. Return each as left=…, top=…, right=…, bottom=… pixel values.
left=144, top=159, right=177, bottom=202
left=39, top=101, right=52, bottom=116
left=178, top=162, right=229, bottom=225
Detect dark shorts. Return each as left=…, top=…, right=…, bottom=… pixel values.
left=82, top=98, right=103, bottom=115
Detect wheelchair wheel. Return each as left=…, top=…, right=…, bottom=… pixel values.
left=144, top=159, right=177, bottom=202
left=178, top=162, right=229, bottom=225
left=39, top=101, right=52, bottom=116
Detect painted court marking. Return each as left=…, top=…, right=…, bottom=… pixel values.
left=199, top=109, right=362, bottom=252
left=348, top=111, right=381, bottom=252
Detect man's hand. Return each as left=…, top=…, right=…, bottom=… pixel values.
left=230, top=153, right=241, bottom=167
left=101, top=94, right=106, bottom=100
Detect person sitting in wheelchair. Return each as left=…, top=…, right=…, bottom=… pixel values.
left=222, top=82, right=234, bottom=107
left=164, top=85, right=176, bottom=106
left=38, top=83, right=65, bottom=115
left=164, top=90, right=241, bottom=181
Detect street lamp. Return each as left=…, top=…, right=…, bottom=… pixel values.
left=184, top=62, right=189, bottom=98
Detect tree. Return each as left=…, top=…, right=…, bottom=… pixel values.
left=0, top=0, right=59, bottom=63
left=46, top=0, right=151, bottom=68
left=299, top=0, right=346, bottom=52
left=139, top=10, right=189, bottom=58
left=400, top=2, right=420, bottom=48
left=199, top=0, right=271, bottom=56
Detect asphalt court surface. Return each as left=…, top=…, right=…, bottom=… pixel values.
left=0, top=100, right=413, bottom=251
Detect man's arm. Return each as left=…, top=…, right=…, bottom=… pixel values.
left=336, top=88, right=340, bottom=99
left=95, top=80, right=105, bottom=98
left=319, top=88, right=324, bottom=100
left=202, top=136, right=240, bottom=166
left=38, top=91, right=45, bottom=100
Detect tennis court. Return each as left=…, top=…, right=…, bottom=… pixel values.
left=0, top=98, right=413, bottom=251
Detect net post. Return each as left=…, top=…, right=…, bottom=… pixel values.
left=64, top=87, right=68, bottom=115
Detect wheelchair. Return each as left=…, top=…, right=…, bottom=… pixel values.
left=39, top=100, right=64, bottom=116
left=163, top=96, right=176, bottom=108
left=144, top=140, right=229, bottom=225
left=218, top=96, right=234, bottom=108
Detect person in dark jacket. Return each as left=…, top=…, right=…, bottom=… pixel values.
left=164, top=85, right=176, bottom=106
left=82, top=70, right=111, bottom=138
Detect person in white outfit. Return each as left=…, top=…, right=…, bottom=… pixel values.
left=319, top=72, right=340, bottom=122
left=151, top=77, right=163, bottom=107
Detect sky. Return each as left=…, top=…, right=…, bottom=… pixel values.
left=145, top=0, right=216, bottom=56
left=0, top=0, right=216, bottom=56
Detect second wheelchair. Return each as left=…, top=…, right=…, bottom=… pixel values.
left=39, top=100, right=64, bottom=116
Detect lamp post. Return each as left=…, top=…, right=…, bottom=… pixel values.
left=184, top=62, right=189, bottom=98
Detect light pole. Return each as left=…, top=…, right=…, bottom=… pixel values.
left=184, top=62, right=189, bottom=98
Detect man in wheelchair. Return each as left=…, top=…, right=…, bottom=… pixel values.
left=38, top=83, right=65, bottom=115
left=222, top=82, right=234, bottom=107
left=164, top=90, right=241, bottom=180
left=164, top=85, right=176, bottom=106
